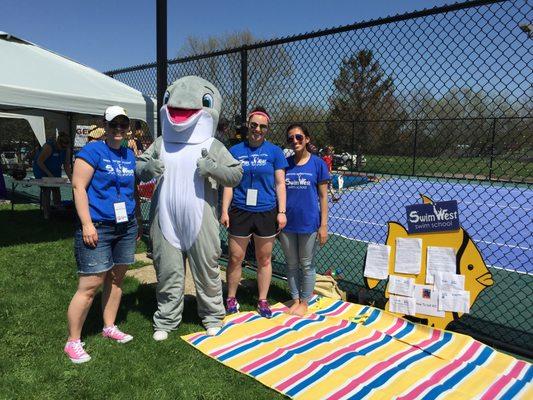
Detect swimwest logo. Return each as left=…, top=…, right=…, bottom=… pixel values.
left=406, top=200, right=460, bottom=233
left=104, top=160, right=134, bottom=177
left=240, top=154, right=267, bottom=167
left=286, top=172, right=312, bottom=188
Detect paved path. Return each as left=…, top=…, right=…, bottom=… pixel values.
left=126, top=253, right=229, bottom=296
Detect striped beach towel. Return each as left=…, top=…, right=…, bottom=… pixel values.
left=182, top=296, right=532, bottom=399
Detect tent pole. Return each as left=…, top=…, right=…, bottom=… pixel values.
left=68, top=112, right=74, bottom=167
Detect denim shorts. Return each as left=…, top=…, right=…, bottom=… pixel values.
left=74, top=219, right=138, bottom=275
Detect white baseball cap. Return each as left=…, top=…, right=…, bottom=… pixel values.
left=104, top=105, right=128, bottom=122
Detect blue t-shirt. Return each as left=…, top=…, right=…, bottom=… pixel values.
left=229, top=141, right=288, bottom=212
left=76, top=141, right=136, bottom=222
left=284, top=154, right=330, bottom=233
left=33, top=141, right=66, bottom=178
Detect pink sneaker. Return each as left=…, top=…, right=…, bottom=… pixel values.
left=102, top=325, right=133, bottom=343
left=64, top=340, right=91, bottom=364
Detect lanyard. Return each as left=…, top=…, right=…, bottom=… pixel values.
left=246, top=141, right=264, bottom=189
left=105, top=144, right=125, bottom=199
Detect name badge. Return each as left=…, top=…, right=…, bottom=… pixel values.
left=246, top=189, right=258, bottom=206
left=113, top=202, right=129, bottom=223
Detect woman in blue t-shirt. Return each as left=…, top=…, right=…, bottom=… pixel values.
left=32, top=131, right=72, bottom=217
left=64, top=106, right=140, bottom=364
left=279, top=124, right=330, bottom=316
left=220, top=107, right=288, bottom=318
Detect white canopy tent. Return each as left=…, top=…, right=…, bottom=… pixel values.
left=0, top=32, right=156, bottom=140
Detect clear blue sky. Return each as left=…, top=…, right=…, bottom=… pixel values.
left=0, top=0, right=450, bottom=72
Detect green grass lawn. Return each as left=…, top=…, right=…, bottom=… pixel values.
left=0, top=204, right=287, bottom=400
left=2, top=203, right=530, bottom=399
left=358, top=155, right=532, bottom=181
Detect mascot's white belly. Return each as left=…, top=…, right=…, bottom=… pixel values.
left=158, top=137, right=214, bottom=251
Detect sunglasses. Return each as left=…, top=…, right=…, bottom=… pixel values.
left=248, top=121, right=269, bottom=133
left=287, top=134, right=305, bottom=143
left=108, top=121, right=130, bottom=130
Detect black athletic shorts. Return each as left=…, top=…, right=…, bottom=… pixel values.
left=228, top=206, right=278, bottom=238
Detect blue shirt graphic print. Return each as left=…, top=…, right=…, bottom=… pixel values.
left=76, top=141, right=136, bottom=222
left=229, top=141, right=288, bottom=212
left=284, top=154, right=330, bottom=233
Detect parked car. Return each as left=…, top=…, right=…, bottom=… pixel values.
left=1, top=151, right=18, bottom=172
left=333, top=152, right=367, bottom=169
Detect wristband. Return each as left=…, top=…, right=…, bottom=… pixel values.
left=278, top=211, right=286, bottom=214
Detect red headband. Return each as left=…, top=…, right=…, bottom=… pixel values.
left=248, top=111, right=270, bottom=122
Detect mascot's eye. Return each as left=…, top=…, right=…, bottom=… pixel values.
left=163, top=91, right=170, bottom=105
left=202, top=93, right=213, bottom=108
left=467, top=264, right=474, bottom=270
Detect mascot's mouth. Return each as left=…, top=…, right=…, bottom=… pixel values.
left=167, top=107, right=201, bottom=124
left=476, top=272, right=494, bottom=287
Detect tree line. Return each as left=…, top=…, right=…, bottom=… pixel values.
left=178, top=32, right=531, bottom=162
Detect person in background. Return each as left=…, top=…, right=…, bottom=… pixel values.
left=124, top=130, right=140, bottom=156
left=307, top=143, right=319, bottom=155
left=280, top=124, right=329, bottom=316
left=64, top=106, right=140, bottom=364
left=32, top=131, right=72, bottom=217
left=322, top=145, right=334, bottom=174
left=321, top=144, right=340, bottom=201
left=86, top=127, right=105, bottom=143
left=228, top=119, right=247, bottom=147
left=216, top=117, right=230, bottom=147
left=132, top=121, right=145, bottom=155
left=220, top=106, right=288, bottom=318
left=25, top=143, right=41, bottom=165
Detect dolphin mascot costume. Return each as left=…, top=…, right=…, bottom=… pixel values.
left=137, top=76, right=243, bottom=340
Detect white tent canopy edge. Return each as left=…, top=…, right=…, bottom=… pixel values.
left=0, top=32, right=156, bottom=136
left=0, top=112, right=46, bottom=145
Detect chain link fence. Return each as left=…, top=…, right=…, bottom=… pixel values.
left=106, top=0, right=532, bottom=356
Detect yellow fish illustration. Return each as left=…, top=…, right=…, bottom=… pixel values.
left=365, top=195, right=494, bottom=329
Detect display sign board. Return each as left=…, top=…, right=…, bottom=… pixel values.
left=406, top=200, right=459, bottom=233
left=74, top=125, right=93, bottom=149
left=365, top=195, right=492, bottom=330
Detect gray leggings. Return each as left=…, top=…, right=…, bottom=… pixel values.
left=278, top=231, right=318, bottom=301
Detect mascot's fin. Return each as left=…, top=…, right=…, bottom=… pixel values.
left=365, top=277, right=380, bottom=290
left=420, top=194, right=434, bottom=204
left=387, top=221, right=408, bottom=238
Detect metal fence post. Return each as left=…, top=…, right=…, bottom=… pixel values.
left=240, top=49, right=248, bottom=121
left=488, top=118, right=497, bottom=180
left=68, top=112, right=74, bottom=167
left=412, top=119, right=418, bottom=176
left=156, top=0, right=167, bottom=137
left=351, top=120, right=356, bottom=171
